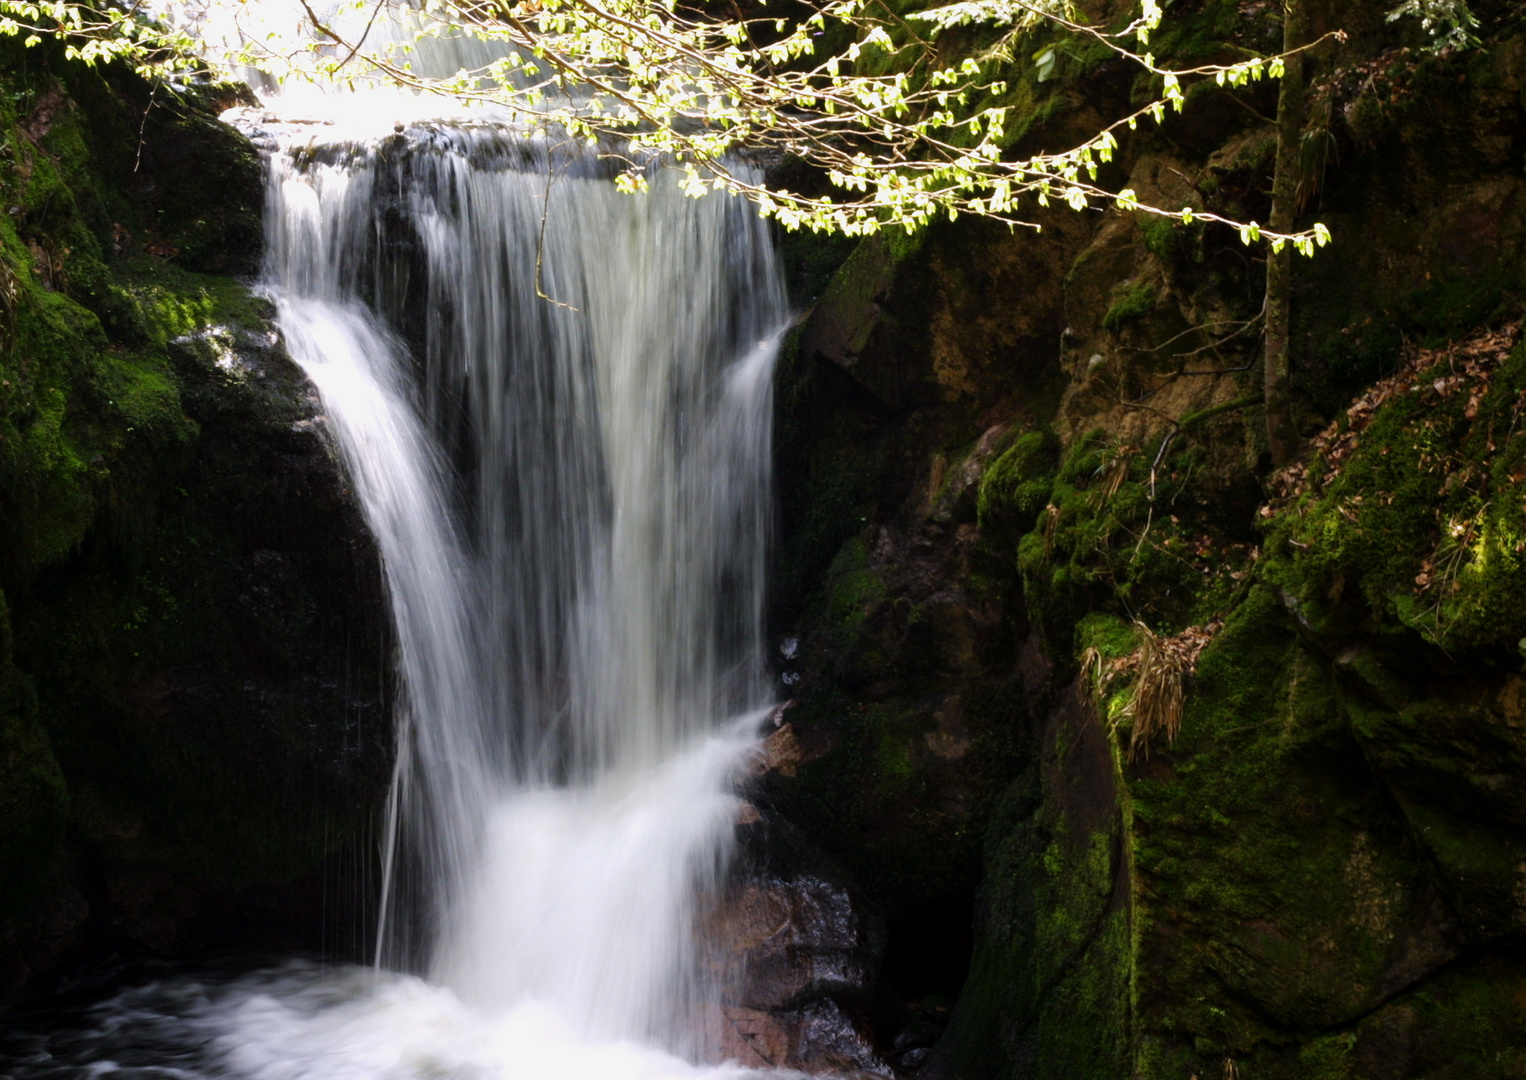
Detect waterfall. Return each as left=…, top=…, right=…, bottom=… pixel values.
left=237, top=117, right=789, bottom=1067
left=0, top=2, right=798, bottom=1067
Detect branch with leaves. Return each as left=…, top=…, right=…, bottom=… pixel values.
left=0, top=1, right=202, bottom=73
left=3, top=0, right=1341, bottom=254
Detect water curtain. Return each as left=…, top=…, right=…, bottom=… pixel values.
left=264, top=125, right=786, bottom=1052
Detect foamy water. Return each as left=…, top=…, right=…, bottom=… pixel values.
left=3, top=958, right=792, bottom=1080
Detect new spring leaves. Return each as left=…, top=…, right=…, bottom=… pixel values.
left=379, top=0, right=1339, bottom=249
left=2, top=0, right=1336, bottom=250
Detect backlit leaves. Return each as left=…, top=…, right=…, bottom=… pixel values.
left=7, top=0, right=1335, bottom=252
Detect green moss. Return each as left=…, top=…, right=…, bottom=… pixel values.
left=1296, top=1033, right=1357, bottom=1080
left=13, top=319, right=385, bottom=891
left=1075, top=612, right=1135, bottom=659
left=1267, top=338, right=1526, bottom=652
left=772, top=694, right=976, bottom=917
left=1006, top=429, right=1243, bottom=647
left=1137, top=215, right=1182, bottom=262
left=1397, top=269, right=1513, bottom=344
left=96, top=350, right=187, bottom=435
left=1145, top=0, right=1250, bottom=67
left=1387, top=957, right=1526, bottom=1077
left=1102, top=280, right=1158, bottom=331
left=1179, top=954, right=1526, bottom=1080
left=825, top=536, right=889, bottom=631
left=1177, top=393, right=1262, bottom=434
left=976, top=426, right=1058, bottom=536
left=0, top=209, right=211, bottom=580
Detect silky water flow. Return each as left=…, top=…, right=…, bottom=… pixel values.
left=1, top=116, right=793, bottom=1080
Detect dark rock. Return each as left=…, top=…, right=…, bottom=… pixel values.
left=0, top=48, right=392, bottom=997
left=720, top=873, right=882, bottom=1013
left=899, top=1046, right=931, bottom=1070
left=722, top=817, right=886, bottom=1009
left=705, top=816, right=891, bottom=1071
left=784, top=998, right=895, bottom=1075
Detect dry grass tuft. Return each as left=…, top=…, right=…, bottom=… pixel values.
left=1091, top=618, right=1223, bottom=761
left=1120, top=621, right=1185, bottom=761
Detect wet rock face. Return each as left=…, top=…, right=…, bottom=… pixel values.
left=727, top=820, right=887, bottom=1012
left=723, top=874, right=882, bottom=1012
left=705, top=818, right=893, bottom=1075
left=718, top=997, right=892, bottom=1075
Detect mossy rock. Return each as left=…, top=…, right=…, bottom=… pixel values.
left=1124, top=587, right=1468, bottom=1066
left=1008, top=429, right=1242, bottom=648
left=1266, top=338, right=1526, bottom=653
left=0, top=44, right=391, bottom=987
left=1101, top=280, right=1159, bottom=331
left=977, top=427, right=1059, bottom=537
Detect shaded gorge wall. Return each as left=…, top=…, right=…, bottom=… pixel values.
left=0, top=42, right=392, bottom=999
left=765, top=2, right=1526, bottom=1076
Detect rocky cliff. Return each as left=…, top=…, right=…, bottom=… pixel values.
left=0, top=44, right=392, bottom=1000
left=765, top=1, right=1526, bottom=1076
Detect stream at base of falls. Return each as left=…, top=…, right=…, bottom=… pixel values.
left=0, top=89, right=802, bottom=1079
left=0, top=956, right=778, bottom=1080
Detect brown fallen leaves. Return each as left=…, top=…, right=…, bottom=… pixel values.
left=1262, top=319, right=1522, bottom=513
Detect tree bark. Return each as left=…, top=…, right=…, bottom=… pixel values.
left=1264, top=0, right=1306, bottom=467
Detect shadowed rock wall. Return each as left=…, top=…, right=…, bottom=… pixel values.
left=767, top=2, right=1526, bottom=1075
left=0, top=44, right=392, bottom=1000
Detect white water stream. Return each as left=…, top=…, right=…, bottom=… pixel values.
left=2, top=47, right=797, bottom=1080
left=229, top=117, right=789, bottom=1073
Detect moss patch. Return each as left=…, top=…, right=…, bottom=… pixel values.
left=1266, top=334, right=1526, bottom=653
left=1102, top=280, right=1159, bottom=331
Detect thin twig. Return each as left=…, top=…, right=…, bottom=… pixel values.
left=535, top=151, right=580, bottom=312
left=134, top=80, right=159, bottom=173
left=338, top=0, right=389, bottom=69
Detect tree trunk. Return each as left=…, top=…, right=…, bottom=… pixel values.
left=1264, top=0, right=1306, bottom=467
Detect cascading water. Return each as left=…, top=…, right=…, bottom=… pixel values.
left=251, top=120, right=787, bottom=1065
left=1, top=61, right=796, bottom=1080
